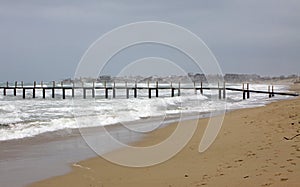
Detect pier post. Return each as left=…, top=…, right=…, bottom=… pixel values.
left=104, top=81, right=108, bottom=99
left=72, top=82, right=75, bottom=98
left=23, top=88, right=25, bottom=99
left=200, top=81, right=203, bottom=95
left=113, top=82, right=116, bottom=98
left=272, top=85, right=274, bottom=97
left=43, top=88, right=45, bottom=99
left=61, top=82, right=65, bottom=99
left=92, top=81, right=95, bottom=98
left=194, top=81, right=197, bottom=94
left=14, top=81, right=17, bottom=96
left=268, top=85, right=271, bottom=98
left=218, top=82, right=221, bottom=99
left=4, top=82, right=7, bottom=96
left=124, top=82, right=129, bottom=99
left=247, top=83, right=250, bottom=99
left=52, top=81, right=55, bottom=98
left=149, top=89, right=151, bottom=98
left=62, top=88, right=66, bottom=99
left=178, top=82, right=181, bottom=96
left=156, top=81, right=158, bottom=97
left=33, top=81, right=36, bottom=98
left=83, top=88, right=86, bottom=99
left=242, top=83, right=246, bottom=100
left=134, top=82, right=137, bottom=98
left=223, top=82, right=226, bottom=99
left=21, top=81, right=23, bottom=88
left=170, top=82, right=174, bottom=97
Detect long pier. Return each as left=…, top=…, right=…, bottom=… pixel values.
left=0, top=81, right=298, bottom=99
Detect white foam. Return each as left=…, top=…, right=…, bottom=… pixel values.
left=0, top=83, right=293, bottom=141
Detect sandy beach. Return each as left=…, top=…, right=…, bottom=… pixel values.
left=28, top=85, right=300, bottom=187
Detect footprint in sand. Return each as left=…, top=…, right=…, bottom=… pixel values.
left=287, top=169, right=293, bottom=172
left=234, top=159, right=243, bottom=163
left=274, top=172, right=281, bottom=176
left=261, top=182, right=273, bottom=186
left=280, top=178, right=288, bottom=182
left=246, top=151, right=256, bottom=157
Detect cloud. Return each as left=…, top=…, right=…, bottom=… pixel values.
left=0, top=0, right=299, bottom=81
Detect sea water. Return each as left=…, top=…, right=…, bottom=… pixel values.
left=0, top=82, right=292, bottom=141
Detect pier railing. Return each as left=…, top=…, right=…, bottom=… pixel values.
left=0, top=81, right=298, bottom=99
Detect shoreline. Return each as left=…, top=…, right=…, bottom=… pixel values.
left=29, top=86, right=300, bottom=186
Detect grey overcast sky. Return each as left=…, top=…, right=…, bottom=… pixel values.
left=0, top=0, right=300, bottom=81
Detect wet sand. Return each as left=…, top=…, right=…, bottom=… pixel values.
left=30, top=86, right=300, bottom=186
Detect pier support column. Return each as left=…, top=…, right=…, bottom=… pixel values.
left=14, top=81, right=17, bottom=96
left=171, top=88, right=175, bottom=97
left=156, top=81, right=158, bottom=97
left=178, top=82, right=181, bottom=96
left=105, top=88, right=108, bottom=99
left=4, top=82, right=8, bottom=96
left=92, top=81, right=95, bottom=98
left=125, top=82, right=129, bottom=99
left=134, top=82, right=137, bottom=98
left=218, top=82, right=221, bottom=100
left=200, top=82, right=203, bottom=95
left=43, top=88, right=45, bottom=99
left=23, top=88, right=25, bottom=99
left=83, top=88, right=86, bottom=99
left=62, top=89, right=65, bottom=99
left=247, top=83, right=250, bottom=99
left=72, top=82, right=75, bottom=98
left=223, top=82, right=226, bottom=99
left=52, top=81, right=55, bottom=98
left=242, top=83, right=246, bottom=100
left=113, top=82, right=116, bottom=98
left=33, top=81, right=36, bottom=98
left=149, top=89, right=151, bottom=98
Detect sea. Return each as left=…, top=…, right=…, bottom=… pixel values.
left=0, top=82, right=293, bottom=142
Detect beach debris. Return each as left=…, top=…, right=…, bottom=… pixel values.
left=72, top=163, right=91, bottom=170
left=184, top=174, right=189, bottom=178
left=283, top=134, right=300, bottom=140
left=243, top=175, right=249, bottom=179
left=280, top=178, right=288, bottom=181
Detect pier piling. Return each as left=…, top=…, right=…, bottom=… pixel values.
left=52, top=81, right=55, bottom=98
left=223, top=82, right=226, bottom=99
left=247, top=83, right=250, bottom=99
left=33, top=81, right=36, bottom=98
left=113, top=82, right=116, bottom=98
left=134, top=82, right=137, bottom=98
left=14, top=81, right=17, bottom=96
left=242, top=83, right=246, bottom=100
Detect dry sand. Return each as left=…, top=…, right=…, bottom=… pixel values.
left=30, top=87, right=300, bottom=187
